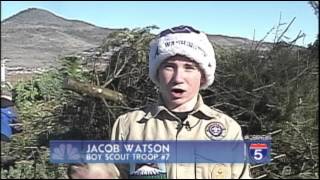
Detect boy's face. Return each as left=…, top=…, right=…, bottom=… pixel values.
left=158, top=55, right=204, bottom=109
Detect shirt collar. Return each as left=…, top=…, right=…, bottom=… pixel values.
left=144, top=94, right=215, bottom=120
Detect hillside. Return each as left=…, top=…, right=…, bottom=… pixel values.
left=1, top=8, right=117, bottom=68
left=1, top=8, right=277, bottom=70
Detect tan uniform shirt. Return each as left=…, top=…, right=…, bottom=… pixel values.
left=89, top=95, right=251, bottom=179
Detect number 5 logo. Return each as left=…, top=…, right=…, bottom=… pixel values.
left=249, top=143, right=269, bottom=164
left=254, top=149, right=263, bottom=160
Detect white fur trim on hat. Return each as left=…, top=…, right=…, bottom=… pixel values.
left=148, top=26, right=216, bottom=89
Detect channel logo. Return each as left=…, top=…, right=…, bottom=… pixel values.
left=248, top=143, right=270, bottom=164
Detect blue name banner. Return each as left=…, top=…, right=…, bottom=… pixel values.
left=50, top=140, right=271, bottom=164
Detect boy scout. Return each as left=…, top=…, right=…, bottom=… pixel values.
left=69, top=25, right=251, bottom=179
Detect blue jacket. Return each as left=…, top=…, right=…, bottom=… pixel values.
left=1, top=107, right=17, bottom=139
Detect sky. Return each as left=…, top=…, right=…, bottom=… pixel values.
left=1, top=1, right=318, bottom=47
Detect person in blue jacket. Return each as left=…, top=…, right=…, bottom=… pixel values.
left=1, top=93, right=21, bottom=142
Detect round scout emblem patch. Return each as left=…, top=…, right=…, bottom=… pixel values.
left=205, top=122, right=227, bottom=140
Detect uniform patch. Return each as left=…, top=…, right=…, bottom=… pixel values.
left=129, top=163, right=167, bottom=179
left=205, top=122, right=227, bottom=140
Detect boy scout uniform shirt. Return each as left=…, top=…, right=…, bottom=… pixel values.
left=90, top=95, right=251, bottom=179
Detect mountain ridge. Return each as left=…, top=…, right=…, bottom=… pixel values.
left=1, top=8, right=276, bottom=69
